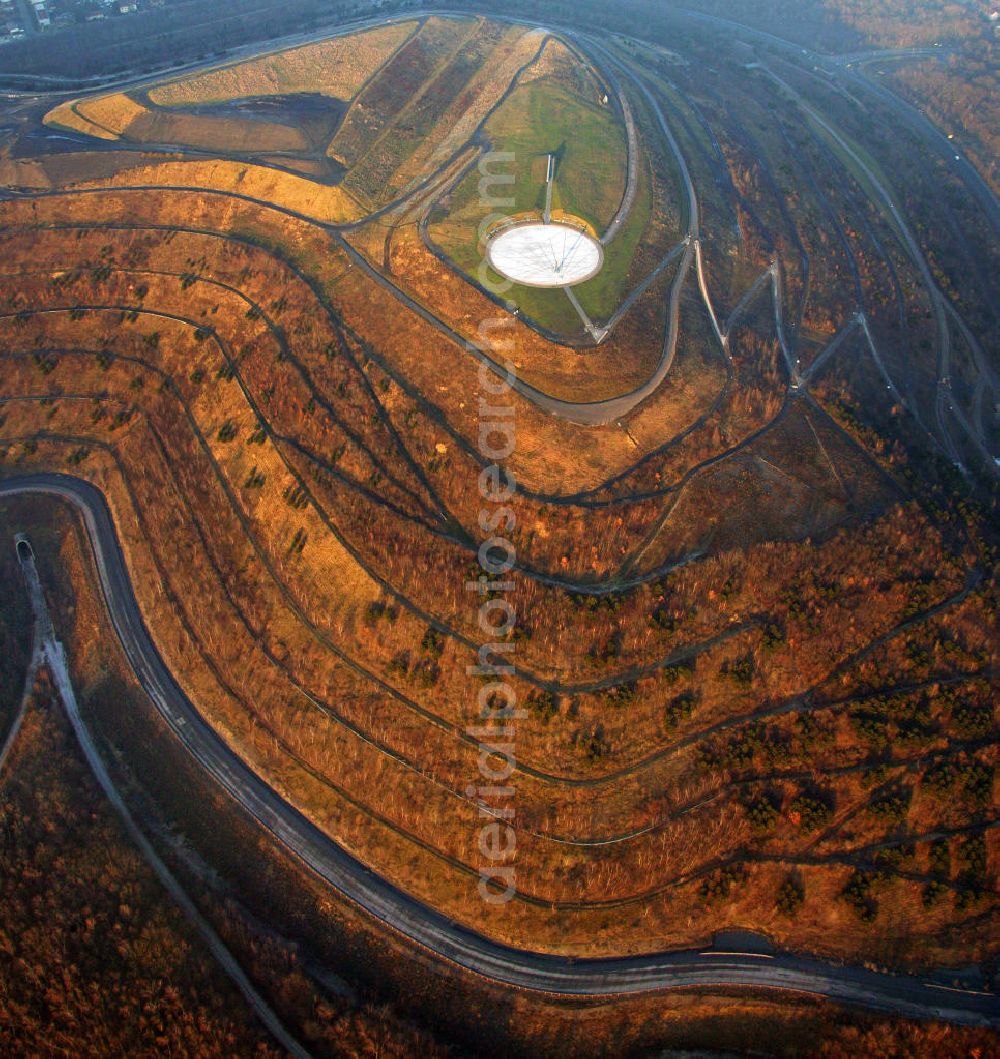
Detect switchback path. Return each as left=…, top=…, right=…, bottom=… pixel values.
left=2, top=474, right=997, bottom=1027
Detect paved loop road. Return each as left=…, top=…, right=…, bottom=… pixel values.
left=1, top=473, right=997, bottom=1027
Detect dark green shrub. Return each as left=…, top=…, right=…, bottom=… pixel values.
left=421, top=627, right=445, bottom=659
left=589, top=634, right=622, bottom=665
left=874, top=843, right=914, bottom=869
left=922, top=880, right=949, bottom=908
left=954, top=887, right=980, bottom=911
left=722, top=653, right=756, bottom=687
left=958, top=834, right=986, bottom=882
left=581, top=725, right=610, bottom=763
left=650, top=608, right=678, bottom=632
left=604, top=682, right=637, bottom=709
left=791, top=791, right=833, bottom=832
left=961, top=762, right=994, bottom=806
left=840, top=871, right=878, bottom=923
left=850, top=709, right=888, bottom=749
left=744, top=793, right=780, bottom=834
left=387, top=653, right=410, bottom=678
left=699, top=865, right=747, bottom=904
left=950, top=702, right=992, bottom=738
left=412, top=660, right=440, bottom=689
left=660, top=661, right=693, bottom=685
left=923, top=761, right=957, bottom=795
left=776, top=876, right=804, bottom=916
left=869, top=788, right=912, bottom=825
left=929, top=839, right=951, bottom=879
left=527, top=690, right=558, bottom=723
left=283, top=485, right=310, bottom=510
left=664, top=690, right=697, bottom=728
left=761, top=622, right=785, bottom=651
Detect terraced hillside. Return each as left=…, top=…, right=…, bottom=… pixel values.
left=0, top=7, right=997, bottom=1032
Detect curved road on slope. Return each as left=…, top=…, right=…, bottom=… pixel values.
left=2, top=473, right=997, bottom=1028
left=12, top=537, right=310, bottom=1058
left=9, top=9, right=992, bottom=457
left=670, top=6, right=998, bottom=234
left=333, top=38, right=702, bottom=428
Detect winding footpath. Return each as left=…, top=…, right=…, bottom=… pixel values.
left=3, top=474, right=998, bottom=1028
left=12, top=523, right=312, bottom=1059
left=9, top=12, right=992, bottom=466
left=1, top=7, right=998, bottom=1029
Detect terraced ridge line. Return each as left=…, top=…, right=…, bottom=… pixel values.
left=1, top=478, right=997, bottom=1028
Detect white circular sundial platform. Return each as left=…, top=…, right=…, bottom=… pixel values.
left=486, top=221, right=604, bottom=288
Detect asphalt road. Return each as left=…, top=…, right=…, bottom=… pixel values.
left=755, top=63, right=998, bottom=478
left=1, top=473, right=997, bottom=1028
left=0, top=6, right=997, bottom=1020
left=12, top=533, right=311, bottom=1058
left=577, top=37, right=639, bottom=247
left=7, top=9, right=993, bottom=466
left=334, top=41, right=703, bottom=428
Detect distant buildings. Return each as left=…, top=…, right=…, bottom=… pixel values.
left=0, top=0, right=148, bottom=44
left=0, top=0, right=24, bottom=41
left=1, top=0, right=43, bottom=41
left=30, top=0, right=50, bottom=28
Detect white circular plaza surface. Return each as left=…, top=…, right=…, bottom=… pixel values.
left=486, top=222, right=603, bottom=288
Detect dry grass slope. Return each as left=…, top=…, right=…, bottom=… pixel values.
left=1, top=13, right=997, bottom=1017
left=149, top=21, right=417, bottom=106
left=70, top=158, right=364, bottom=223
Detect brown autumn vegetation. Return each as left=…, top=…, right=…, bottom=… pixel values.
left=0, top=9, right=996, bottom=998
left=45, top=93, right=148, bottom=140
left=0, top=203, right=992, bottom=959
left=0, top=670, right=286, bottom=1056
left=0, top=525, right=32, bottom=740
left=69, top=158, right=363, bottom=224
left=3, top=498, right=989, bottom=1059
left=117, top=96, right=312, bottom=155
left=1, top=497, right=453, bottom=1058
